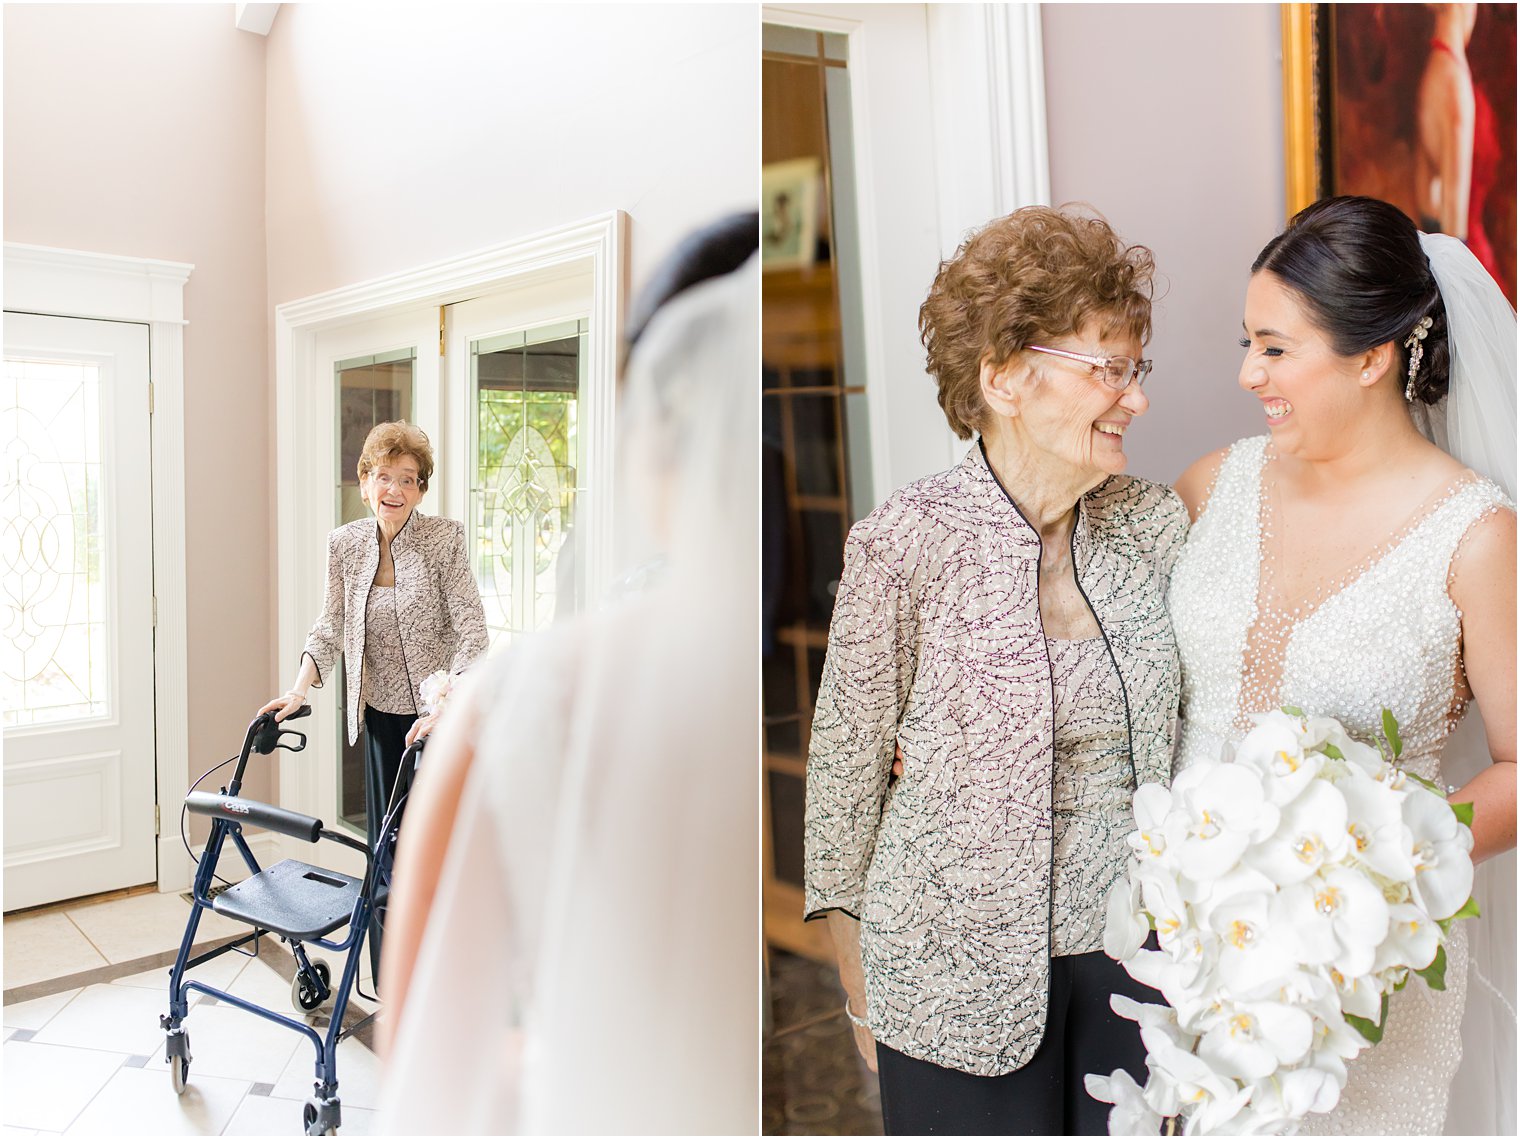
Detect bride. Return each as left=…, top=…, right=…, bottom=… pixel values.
left=1170, top=196, right=1516, bottom=1135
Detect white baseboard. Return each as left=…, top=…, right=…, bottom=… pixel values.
left=157, top=831, right=284, bottom=894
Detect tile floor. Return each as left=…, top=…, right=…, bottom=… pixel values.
left=3, top=890, right=383, bottom=1136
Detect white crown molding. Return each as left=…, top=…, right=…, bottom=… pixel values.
left=5, top=242, right=193, bottom=899
left=234, top=3, right=280, bottom=37
left=273, top=212, right=628, bottom=823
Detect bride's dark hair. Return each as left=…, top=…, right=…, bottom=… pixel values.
left=1252, top=196, right=1450, bottom=405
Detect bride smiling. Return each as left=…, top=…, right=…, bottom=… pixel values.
left=1170, top=196, right=1516, bottom=1134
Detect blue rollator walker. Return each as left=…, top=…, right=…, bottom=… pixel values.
left=162, top=705, right=423, bottom=1135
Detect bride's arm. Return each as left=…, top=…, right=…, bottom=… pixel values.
left=1448, top=508, right=1516, bottom=864
left=1174, top=447, right=1229, bottom=523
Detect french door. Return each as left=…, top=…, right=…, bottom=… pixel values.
left=2, top=313, right=157, bottom=910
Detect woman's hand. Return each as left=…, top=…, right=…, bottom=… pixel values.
left=891, top=743, right=905, bottom=779
left=405, top=713, right=438, bottom=747
left=846, top=995, right=879, bottom=1072
left=258, top=691, right=307, bottom=722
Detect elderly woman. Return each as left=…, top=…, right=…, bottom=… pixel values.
left=804, top=206, right=1188, bottom=1135
left=261, top=420, right=487, bottom=981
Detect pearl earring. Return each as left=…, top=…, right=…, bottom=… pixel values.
left=1362, top=370, right=1370, bottom=379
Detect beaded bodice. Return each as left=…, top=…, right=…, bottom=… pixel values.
left=1173, top=435, right=1511, bottom=782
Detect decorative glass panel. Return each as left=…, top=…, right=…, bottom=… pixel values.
left=335, top=351, right=415, bottom=831
left=473, top=320, right=586, bottom=652
left=2, top=357, right=109, bottom=727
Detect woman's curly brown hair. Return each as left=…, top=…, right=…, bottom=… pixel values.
left=358, top=421, right=435, bottom=492
left=919, top=205, right=1156, bottom=439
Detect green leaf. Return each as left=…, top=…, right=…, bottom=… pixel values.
left=1344, top=994, right=1391, bottom=1044
left=1450, top=896, right=1481, bottom=922
left=1382, top=709, right=1403, bottom=758
left=1393, top=970, right=1410, bottom=992
left=1451, top=801, right=1475, bottom=828
left=1281, top=705, right=1305, bottom=717
left=1322, top=743, right=1344, bottom=759
left=1416, top=945, right=1448, bottom=991
left=1438, top=915, right=1454, bottom=936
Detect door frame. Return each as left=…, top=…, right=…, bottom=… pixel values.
left=272, top=212, right=627, bottom=830
left=3, top=242, right=194, bottom=896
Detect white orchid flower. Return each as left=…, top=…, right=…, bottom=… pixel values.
left=1105, top=871, right=1150, bottom=962
left=1253, top=1063, right=1343, bottom=1122
left=1245, top=780, right=1351, bottom=884
left=1235, top=715, right=1322, bottom=805
left=1338, top=767, right=1415, bottom=882
left=1145, top=1032, right=1248, bottom=1127
left=1208, top=892, right=1301, bottom=999
left=1372, top=902, right=1441, bottom=972
left=1273, top=866, right=1391, bottom=976
left=1167, top=764, right=1281, bottom=883
left=1402, top=786, right=1475, bottom=921
left=1128, top=781, right=1176, bottom=865
left=1084, top=1069, right=1163, bottom=1136
left=1126, top=948, right=1219, bottom=1020
left=1197, top=998, right=1314, bottom=1080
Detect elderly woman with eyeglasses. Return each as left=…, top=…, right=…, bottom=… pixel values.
left=804, top=206, right=1188, bottom=1135
left=261, top=420, right=487, bottom=982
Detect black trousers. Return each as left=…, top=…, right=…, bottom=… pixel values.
left=876, top=949, right=1154, bottom=1136
left=362, top=705, right=416, bottom=988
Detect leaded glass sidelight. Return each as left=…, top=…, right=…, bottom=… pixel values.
left=335, top=349, right=416, bottom=830
left=473, top=320, right=587, bottom=651
left=2, top=357, right=108, bottom=726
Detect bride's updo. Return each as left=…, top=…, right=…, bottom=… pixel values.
left=1251, top=196, right=1451, bottom=405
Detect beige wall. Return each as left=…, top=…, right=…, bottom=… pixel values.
left=1042, top=3, right=1286, bottom=484
left=4, top=4, right=275, bottom=812
left=262, top=3, right=759, bottom=306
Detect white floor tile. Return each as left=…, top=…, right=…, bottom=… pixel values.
left=2, top=913, right=109, bottom=990
left=64, top=1065, right=249, bottom=1136
left=64, top=892, right=246, bottom=965
left=221, top=957, right=308, bottom=1017
left=30, top=984, right=171, bottom=1057
left=219, top=1094, right=307, bottom=1136
left=110, top=946, right=249, bottom=996
left=146, top=1000, right=305, bottom=1086
left=338, top=1104, right=379, bottom=1135
left=2, top=989, right=80, bottom=1032
left=2, top=1126, right=44, bottom=1136
left=2, top=1040, right=127, bottom=1131
left=268, top=1032, right=383, bottom=1110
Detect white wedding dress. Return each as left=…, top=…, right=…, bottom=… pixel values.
left=1170, top=434, right=1513, bottom=1135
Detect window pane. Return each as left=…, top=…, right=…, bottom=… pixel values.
left=474, top=322, right=585, bottom=651
left=2, top=357, right=109, bottom=726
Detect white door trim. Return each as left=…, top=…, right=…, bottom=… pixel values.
left=3, top=241, right=194, bottom=895
left=272, top=212, right=628, bottom=825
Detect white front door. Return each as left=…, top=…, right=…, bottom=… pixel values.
left=3, top=312, right=157, bottom=910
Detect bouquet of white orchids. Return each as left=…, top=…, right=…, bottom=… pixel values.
left=1087, top=708, right=1479, bottom=1136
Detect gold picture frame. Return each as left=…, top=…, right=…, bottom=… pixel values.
left=1280, top=4, right=1326, bottom=218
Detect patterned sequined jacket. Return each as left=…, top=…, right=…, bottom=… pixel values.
left=803, top=443, right=1188, bottom=1076
left=301, top=511, right=488, bottom=745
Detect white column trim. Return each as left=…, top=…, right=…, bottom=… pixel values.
left=3, top=242, right=194, bottom=895
left=273, top=212, right=627, bottom=822
left=927, top=3, right=1050, bottom=258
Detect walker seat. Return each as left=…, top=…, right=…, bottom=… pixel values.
left=212, top=859, right=362, bottom=942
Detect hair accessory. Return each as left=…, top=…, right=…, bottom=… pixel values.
left=1404, top=315, right=1434, bottom=400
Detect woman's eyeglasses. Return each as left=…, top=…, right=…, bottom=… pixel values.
left=1024, top=345, right=1153, bottom=391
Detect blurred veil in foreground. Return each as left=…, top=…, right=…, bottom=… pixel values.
left=379, top=216, right=760, bottom=1134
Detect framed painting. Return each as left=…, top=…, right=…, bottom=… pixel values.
left=1281, top=3, right=1515, bottom=303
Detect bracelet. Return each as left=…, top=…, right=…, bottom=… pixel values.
left=844, top=995, right=869, bottom=1030
left=283, top=690, right=308, bottom=703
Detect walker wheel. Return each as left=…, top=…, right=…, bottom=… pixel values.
left=170, top=1053, right=189, bottom=1095
left=291, top=959, right=332, bottom=1014
left=304, top=1097, right=338, bottom=1135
